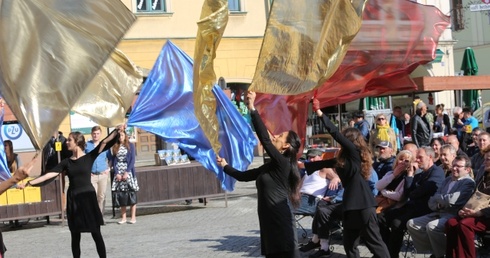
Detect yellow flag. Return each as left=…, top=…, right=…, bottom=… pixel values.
left=72, top=49, right=143, bottom=127
left=0, top=0, right=135, bottom=149
left=193, top=0, right=229, bottom=154
left=249, top=0, right=366, bottom=95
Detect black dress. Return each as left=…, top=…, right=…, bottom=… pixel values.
left=33, top=131, right=118, bottom=232
left=223, top=110, right=298, bottom=257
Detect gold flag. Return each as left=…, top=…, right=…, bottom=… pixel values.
left=0, top=0, right=135, bottom=149
left=72, top=49, right=143, bottom=127
left=249, top=0, right=366, bottom=95
left=193, top=0, right=229, bottom=154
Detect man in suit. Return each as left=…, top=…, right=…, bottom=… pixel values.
left=406, top=155, right=475, bottom=258
left=378, top=146, right=445, bottom=258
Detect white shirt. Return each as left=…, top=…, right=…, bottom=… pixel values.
left=300, top=171, right=329, bottom=198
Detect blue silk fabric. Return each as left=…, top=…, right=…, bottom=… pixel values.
left=127, top=41, right=257, bottom=191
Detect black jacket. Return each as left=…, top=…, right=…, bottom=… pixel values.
left=410, top=113, right=432, bottom=147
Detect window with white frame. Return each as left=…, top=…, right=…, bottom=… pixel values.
left=135, top=0, right=166, bottom=13
left=228, top=0, right=242, bottom=12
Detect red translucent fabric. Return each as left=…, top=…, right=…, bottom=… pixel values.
left=255, top=0, right=450, bottom=148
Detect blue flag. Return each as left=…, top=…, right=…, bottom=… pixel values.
left=0, top=109, right=11, bottom=181
left=127, top=41, right=257, bottom=191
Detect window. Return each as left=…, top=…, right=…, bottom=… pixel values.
left=228, top=0, right=241, bottom=12
left=135, top=0, right=166, bottom=13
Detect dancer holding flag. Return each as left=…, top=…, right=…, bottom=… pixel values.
left=19, top=126, right=124, bottom=258
left=217, top=91, right=301, bottom=258
left=304, top=99, right=389, bottom=258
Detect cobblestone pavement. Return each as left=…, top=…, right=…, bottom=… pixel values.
left=0, top=157, right=480, bottom=257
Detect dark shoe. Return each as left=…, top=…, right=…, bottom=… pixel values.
left=309, top=249, right=331, bottom=258
left=299, top=240, right=320, bottom=252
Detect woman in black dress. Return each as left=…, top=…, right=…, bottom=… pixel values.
left=304, top=99, right=389, bottom=258
left=217, top=91, right=301, bottom=258
left=21, top=127, right=122, bottom=258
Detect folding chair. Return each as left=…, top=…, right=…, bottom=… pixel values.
left=294, top=211, right=314, bottom=239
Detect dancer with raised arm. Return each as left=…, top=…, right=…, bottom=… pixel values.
left=304, top=98, right=389, bottom=258
left=217, top=91, right=301, bottom=258
left=19, top=126, right=124, bottom=258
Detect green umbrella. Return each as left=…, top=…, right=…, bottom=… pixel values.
left=461, top=47, right=480, bottom=110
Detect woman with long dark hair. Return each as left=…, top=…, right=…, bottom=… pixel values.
left=217, top=91, right=301, bottom=258
left=19, top=127, right=123, bottom=258
left=3, top=140, right=20, bottom=173
left=304, top=99, right=389, bottom=258
left=109, top=130, right=138, bottom=224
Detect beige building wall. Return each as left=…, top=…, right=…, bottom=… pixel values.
left=119, top=0, right=267, bottom=83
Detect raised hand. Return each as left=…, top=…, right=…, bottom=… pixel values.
left=246, top=91, right=256, bottom=111
left=216, top=156, right=228, bottom=167
left=312, top=98, right=321, bottom=112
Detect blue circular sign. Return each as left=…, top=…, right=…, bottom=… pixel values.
left=3, top=124, right=23, bottom=140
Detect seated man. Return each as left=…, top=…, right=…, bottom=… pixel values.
left=406, top=155, right=475, bottom=258
left=378, top=146, right=445, bottom=258
left=296, top=149, right=339, bottom=215
left=373, top=141, right=396, bottom=179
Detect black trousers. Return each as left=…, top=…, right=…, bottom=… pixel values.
left=343, top=207, right=389, bottom=258
left=312, top=201, right=343, bottom=239
left=377, top=204, right=427, bottom=258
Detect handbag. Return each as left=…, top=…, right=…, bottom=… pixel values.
left=112, top=180, right=137, bottom=208
left=464, top=187, right=490, bottom=211
left=375, top=195, right=397, bottom=214
left=112, top=190, right=137, bottom=208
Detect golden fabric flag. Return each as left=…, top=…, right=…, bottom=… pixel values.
left=193, top=0, right=228, bottom=154
left=249, top=0, right=366, bottom=95
left=0, top=0, right=135, bottom=149
left=72, top=49, right=143, bottom=127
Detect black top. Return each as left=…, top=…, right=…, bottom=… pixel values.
left=34, top=130, right=119, bottom=195
left=305, top=113, right=377, bottom=211
left=223, top=110, right=296, bottom=255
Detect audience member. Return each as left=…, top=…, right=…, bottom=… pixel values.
left=85, top=126, right=110, bottom=216
left=295, top=149, right=339, bottom=215
left=403, top=113, right=411, bottom=138
left=391, top=106, right=405, bottom=146
left=410, top=101, right=432, bottom=147
left=466, top=127, right=483, bottom=157
left=451, top=107, right=467, bottom=149
left=471, top=132, right=490, bottom=172
left=439, top=144, right=457, bottom=177
left=375, top=150, right=414, bottom=214
left=430, top=138, right=445, bottom=167
left=378, top=146, right=445, bottom=258
left=299, top=172, right=344, bottom=257
left=445, top=148, right=490, bottom=258
left=407, top=155, right=475, bottom=258
left=370, top=114, right=397, bottom=155
left=110, top=130, right=138, bottom=225
left=433, top=104, right=451, bottom=135
left=373, top=141, right=396, bottom=179
left=446, top=134, right=468, bottom=157
left=352, top=110, right=370, bottom=142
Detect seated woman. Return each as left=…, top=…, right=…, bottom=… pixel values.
left=375, top=150, right=414, bottom=214
left=430, top=138, right=445, bottom=167
left=445, top=148, right=490, bottom=258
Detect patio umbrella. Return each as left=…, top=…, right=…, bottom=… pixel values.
left=461, top=47, right=480, bottom=110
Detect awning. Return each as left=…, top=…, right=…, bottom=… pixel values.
left=379, top=75, right=490, bottom=96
